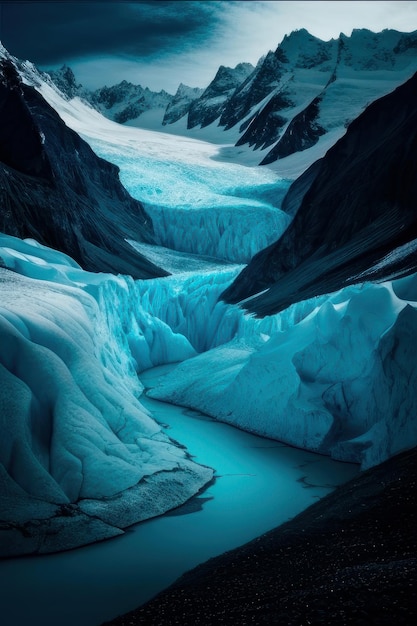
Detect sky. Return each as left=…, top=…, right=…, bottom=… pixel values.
left=1, top=1, right=417, bottom=93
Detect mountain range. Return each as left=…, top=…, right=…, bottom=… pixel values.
left=47, top=28, right=417, bottom=170
left=221, top=69, right=417, bottom=314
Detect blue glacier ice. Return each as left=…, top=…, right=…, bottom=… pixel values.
left=0, top=234, right=213, bottom=556
left=3, top=228, right=417, bottom=478
left=80, top=136, right=291, bottom=264
left=147, top=278, right=417, bottom=470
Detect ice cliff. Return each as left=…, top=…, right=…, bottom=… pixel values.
left=147, top=277, right=417, bottom=471
left=0, top=235, right=213, bottom=557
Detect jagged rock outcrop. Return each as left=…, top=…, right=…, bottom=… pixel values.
left=219, top=52, right=286, bottom=130
left=221, top=71, right=417, bottom=315
left=0, top=58, right=167, bottom=278
left=46, top=64, right=86, bottom=99
left=89, top=80, right=172, bottom=124
left=235, top=28, right=417, bottom=165
left=162, top=83, right=204, bottom=125
left=187, top=63, right=254, bottom=129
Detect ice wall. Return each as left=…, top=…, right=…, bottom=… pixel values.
left=143, top=202, right=290, bottom=263
left=94, top=267, right=326, bottom=373
left=86, top=138, right=291, bottom=264
left=0, top=235, right=213, bottom=556
left=3, top=227, right=417, bottom=559
left=147, top=279, right=417, bottom=470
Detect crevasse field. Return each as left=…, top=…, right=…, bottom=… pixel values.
left=1, top=84, right=417, bottom=625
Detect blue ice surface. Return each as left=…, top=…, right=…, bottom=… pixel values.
left=89, top=138, right=292, bottom=263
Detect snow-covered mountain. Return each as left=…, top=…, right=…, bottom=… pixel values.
left=48, top=64, right=173, bottom=124
left=88, top=81, right=172, bottom=124
left=186, top=62, right=254, bottom=129
left=44, top=28, right=417, bottom=172
left=218, top=28, right=417, bottom=167
left=46, top=64, right=86, bottom=99
left=162, top=83, right=204, bottom=125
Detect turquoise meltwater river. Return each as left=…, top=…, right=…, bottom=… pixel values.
left=0, top=365, right=358, bottom=626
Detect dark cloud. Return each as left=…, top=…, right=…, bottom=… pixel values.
left=0, top=1, right=227, bottom=65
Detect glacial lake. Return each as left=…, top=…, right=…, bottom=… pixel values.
left=0, top=365, right=358, bottom=626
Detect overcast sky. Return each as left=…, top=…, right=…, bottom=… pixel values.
left=1, top=1, right=417, bottom=93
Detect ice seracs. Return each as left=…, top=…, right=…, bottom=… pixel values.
left=146, top=278, right=417, bottom=471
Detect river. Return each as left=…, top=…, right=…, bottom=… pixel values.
left=0, top=365, right=358, bottom=626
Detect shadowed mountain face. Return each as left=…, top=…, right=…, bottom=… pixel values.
left=0, top=59, right=167, bottom=279
left=221, top=72, right=417, bottom=316
left=187, top=62, right=254, bottom=129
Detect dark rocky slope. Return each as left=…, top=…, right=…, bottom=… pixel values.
left=0, top=59, right=167, bottom=279
left=104, top=446, right=417, bottom=626
left=222, top=71, right=417, bottom=315
left=187, top=63, right=254, bottom=129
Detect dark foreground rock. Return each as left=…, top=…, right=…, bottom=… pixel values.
left=104, top=447, right=417, bottom=625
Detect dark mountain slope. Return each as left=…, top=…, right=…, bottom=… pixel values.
left=105, top=446, right=417, bottom=626
left=0, top=59, right=167, bottom=279
left=221, top=71, right=417, bottom=315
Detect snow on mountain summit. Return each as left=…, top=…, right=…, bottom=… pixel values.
left=40, top=28, right=417, bottom=173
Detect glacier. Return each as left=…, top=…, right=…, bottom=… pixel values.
left=0, top=234, right=213, bottom=556
left=147, top=278, right=417, bottom=470
left=13, top=62, right=292, bottom=264
left=84, top=136, right=291, bottom=264
left=4, top=227, right=416, bottom=489
left=2, top=52, right=417, bottom=559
